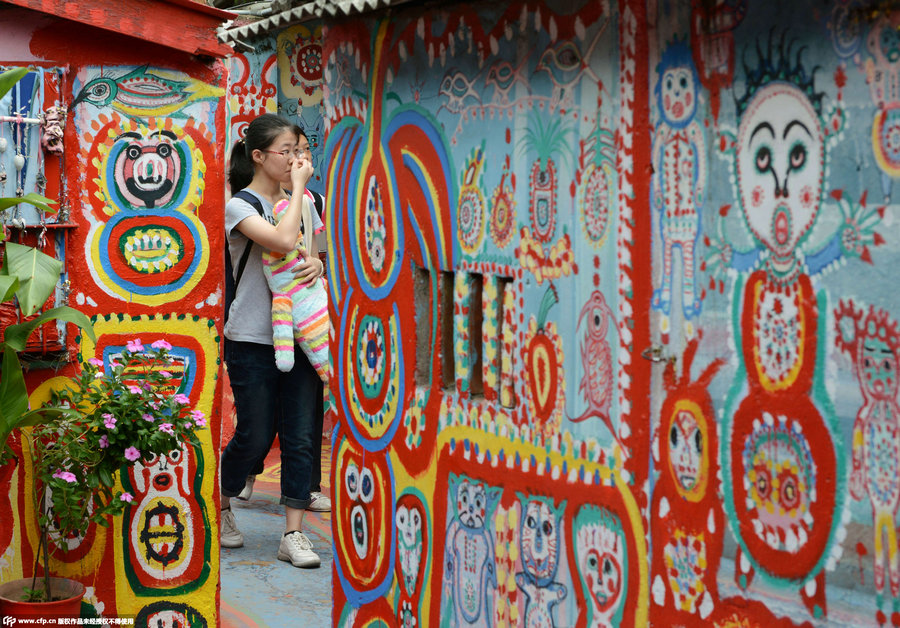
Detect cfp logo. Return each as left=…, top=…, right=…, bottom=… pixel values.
left=2, top=616, right=15, bottom=626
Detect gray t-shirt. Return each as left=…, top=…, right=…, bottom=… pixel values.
left=224, top=190, right=322, bottom=345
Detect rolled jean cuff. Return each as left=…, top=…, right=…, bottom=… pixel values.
left=221, top=486, right=243, bottom=499
left=280, top=495, right=311, bottom=510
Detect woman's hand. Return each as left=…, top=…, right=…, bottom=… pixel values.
left=292, top=254, right=324, bottom=284
left=291, top=154, right=314, bottom=191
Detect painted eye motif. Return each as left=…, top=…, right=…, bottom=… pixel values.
left=789, top=143, right=806, bottom=171
left=169, top=449, right=182, bottom=463
left=91, top=82, right=110, bottom=98
left=666, top=77, right=673, bottom=91
left=156, top=143, right=172, bottom=158
left=412, top=511, right=420, bottom=527
left=345, top=462, right=360, bottom=501
left=395, top=507, right=407, bottom=528
left=359, top=468, right=374, bottom=504
left=679, top=76, right=688, bottom=89
left=883, top=359, right=893, bottom=372
left=526, top=515, right=537, bottom=529
left=542, top=520, right=553, bottom=535
left=755, top=146, right=772, bottom=173
left=588, top=555, right=598, bottom=569
left=126, top=144, right=143, bottom=160
left=694, top=429, right=703, bottom=454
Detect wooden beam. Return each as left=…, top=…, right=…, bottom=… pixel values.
left=2, top=0, right=235, bottom=58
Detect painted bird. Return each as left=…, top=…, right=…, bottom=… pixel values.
left=485, top=58, right=529, bottom=107
left=72, top=66, right=223, bottom=118
left=570, top=289, right=626, bottom=454
left=535, top=21, right=607, bottom=112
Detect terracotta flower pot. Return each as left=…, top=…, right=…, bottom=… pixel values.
left=0, top=576, right=84, bottom=618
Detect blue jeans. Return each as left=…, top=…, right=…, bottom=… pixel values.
left=222, top=340, right=316, bottom=509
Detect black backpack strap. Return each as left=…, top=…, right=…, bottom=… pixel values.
left=231, top=190, right=265, bottom=293
left=311, top=190, right=324, bottom=219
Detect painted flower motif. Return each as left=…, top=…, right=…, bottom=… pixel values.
left=124, top=447, right=140, bottom=462
left=99, top=434, right=109, bottom=449
left=159, top=423, right=175, bottom=435
left=52, top=470, right=77, bottom=483
left=174, top=394, right=190, bottom=405
left=103, top=414, right=116, bottom=429
left=120, top=492, right=134, bottom=503
left=151, top=340, right=173, bottom=351
left=126, top=338, right=144, bottom=352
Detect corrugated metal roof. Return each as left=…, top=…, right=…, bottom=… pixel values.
left=218, top=0, right=414, bottom=44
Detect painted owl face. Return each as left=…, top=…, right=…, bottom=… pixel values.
left=669, top=410, right=703, bottom=492
left=660, top=66, right=697, bottom=125
left=861, top=337, right=898, bottom=400
left=334, top=436, right=394, bottom=596
left=521, top=500, right=561, bottom=583
left=736, top=83, right=824, bottom=260
left=456, top=480, right=487, bottom=529
left=395, top=497, right=425, bottom=596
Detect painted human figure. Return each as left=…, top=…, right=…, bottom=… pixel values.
left=651, top=41, right=706, bottom=337
left=443, top=475, right=500, bottom=627
left=862, top=14, right=900, bottom=202
left=396, top=494, right=427, bottom=628
left=650, top=335, right=724, bottom=622
left=835, top=300, right=900, bottom=626
left=714, top=36, right=877, bottom=618
left=515, top=497, right=567, bottom=628
left=573, top=504, right=627, bottom=627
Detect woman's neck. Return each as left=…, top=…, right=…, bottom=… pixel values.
left=246, top=176, right=286, bottom=204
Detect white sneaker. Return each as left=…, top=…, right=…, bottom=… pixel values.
left=277, top=531, right=320, bottom=568
left=307, top=491, right=331, bottom=512
left=220, top=508, right=244, bottom=548
left=236, top=475, right=256, bottom=501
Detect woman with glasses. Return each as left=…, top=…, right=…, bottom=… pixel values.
left=220, top=113, right=325, bottom=568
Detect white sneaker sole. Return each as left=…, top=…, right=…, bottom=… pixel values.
left=306, top=502, right=331, bottom=512
left=277, top=549, right=320, bottom=568
left=221, top=537, right=244, bottom=549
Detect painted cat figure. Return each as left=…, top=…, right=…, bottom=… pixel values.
left=443, top=476, right=500, bottom=627
left=516, top=497, right=567, bottom=628
left=261, top=197, right=329, bottom=379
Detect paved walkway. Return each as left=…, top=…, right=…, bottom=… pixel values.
left=220, top=443, right=333, bottom=627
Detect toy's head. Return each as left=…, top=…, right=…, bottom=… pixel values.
left=655, top=41, right=700, bottom=128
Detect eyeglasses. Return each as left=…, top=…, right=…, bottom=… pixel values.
left=263, top=149, right=303, bottom=159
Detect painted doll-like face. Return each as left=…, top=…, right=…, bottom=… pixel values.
left=669, top=410, right=703, bottom=492
left=861, top=337, right=899, bottom=400
left=456, top=480, right=487, bottom=529
left=345, top=461, right=375, bottom=559
left=660, top=66, right=697, bottom=125
left=521, top=500, right=561, bottom=582
left=583, top=547, right=622, bottom=613
left=736, top=83, right=824, bottom=260
left=395, top=502, right=424, bottom=595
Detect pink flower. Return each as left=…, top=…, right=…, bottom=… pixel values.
left=88, top=358, right=103, bottom=367
left=103, top=413, right=116, bottom=429
left=124, top=447, right=140, bottom=462
left=174, top=394, right=190, bottom=405
left=142, top=413, right=155, bottom=422
left=126, top=338, right=144, bottom=352
left=128, top=385, right=141, bottom=394
left=52, top=470, right=77, bottom=483
left=120, top=493, right=134, bottom=503
left=151, top=340, right=172, bottom=351
left=99, top=434, right=109, bottom=449
left=190, top=409, right=207, bottom=428
left=159, top=423, right=174, bottom=435
left=160, top=371, right=172, bottom=378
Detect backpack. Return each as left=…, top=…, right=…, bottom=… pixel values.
left=223, top=190, right=264, bottom=327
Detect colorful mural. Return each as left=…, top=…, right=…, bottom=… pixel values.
left=313, top=0, right=900, bottom=626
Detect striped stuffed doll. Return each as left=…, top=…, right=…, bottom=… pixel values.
left=261, top=197, right=329, bottom=380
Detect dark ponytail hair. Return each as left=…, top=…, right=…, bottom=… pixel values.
left=228, top=113, right=294, bottom=192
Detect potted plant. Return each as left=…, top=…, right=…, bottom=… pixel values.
left=0, top=339, right=205, bottom=615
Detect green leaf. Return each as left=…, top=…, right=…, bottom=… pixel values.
left=4, top=242, right=62, bottom=316
left=0, top=193, right=57, bottom=214
left=0, top=275, right=18, bottom=303
left=4, top=306, right=96, bottom=351
left=98, top=465, right=113, bottom=488
left=0, top=67, right=31, bottom=101
left=0, top=346, right=29, bottom=449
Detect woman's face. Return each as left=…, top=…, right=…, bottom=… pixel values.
left=255, top=128, right=299, bottom=184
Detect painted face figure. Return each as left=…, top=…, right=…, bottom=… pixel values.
left=660, top=65, right=697, bottom=126
left=862, top=337, right=899, bottom=401
left=879, top=23, right=900, bottom=64
left=521, top=500, right=561, bottom=584
left=575, top=505, right=627, bottom=626
left=456, top=480, right=488, bottom=529
left=345, top=461, right=375, bottom=559
left=583, top=545, right=622, bottom=613
left=669, top=409, right=703, bottom=493
left=736, top=83, right=824, bottom=261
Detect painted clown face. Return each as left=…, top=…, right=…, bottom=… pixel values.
left=660, top=65, right=697, bottom=125
left=736, top=83, right=824, bottom=261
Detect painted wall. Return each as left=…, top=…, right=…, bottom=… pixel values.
left=313, top=0, right=900, bottom=626
left=0, top=7, right=227, bottom=624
